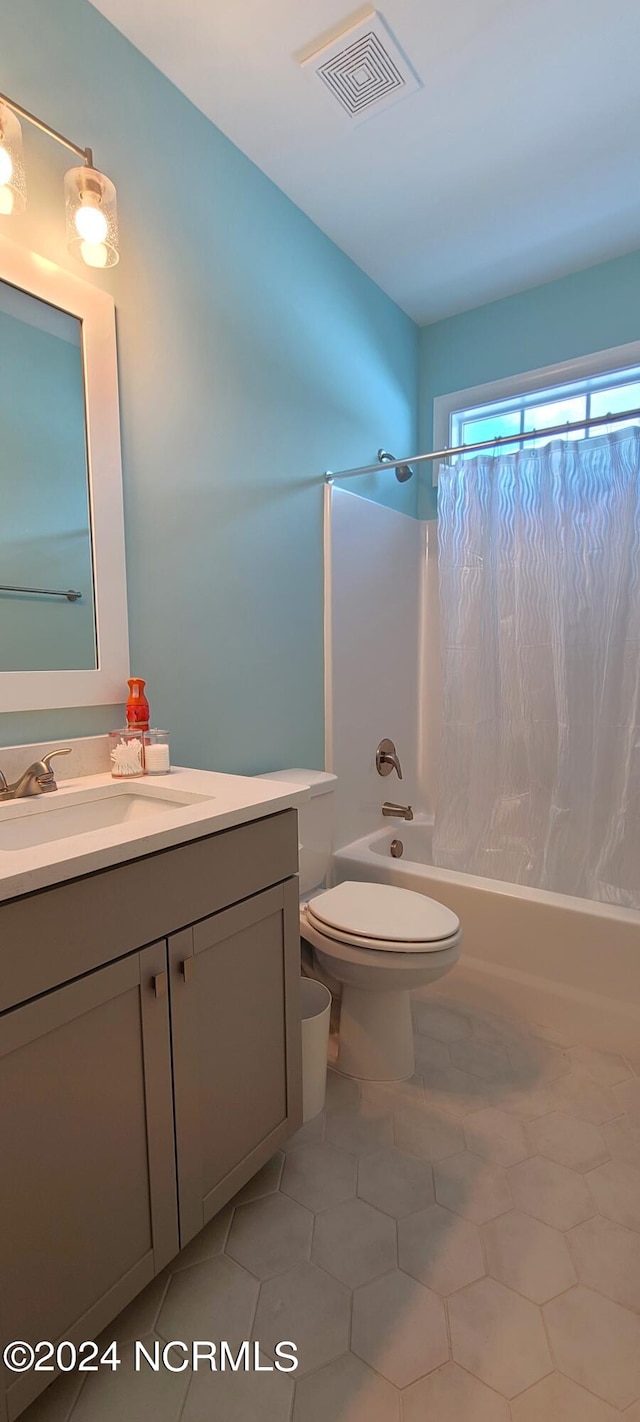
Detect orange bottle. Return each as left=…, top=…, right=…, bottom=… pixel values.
left=126, top=677, right=150, bottom=730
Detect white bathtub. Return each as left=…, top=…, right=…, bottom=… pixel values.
left=334, top=819, right=640, bottom=1055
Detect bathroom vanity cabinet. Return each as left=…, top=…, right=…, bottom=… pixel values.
left=0, top=810, right=301, bottom=1421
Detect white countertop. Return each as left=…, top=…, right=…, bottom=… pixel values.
left=0, top=767, right=308, bottom=904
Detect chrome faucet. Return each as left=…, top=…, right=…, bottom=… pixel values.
left=0, top=748, right=72, bottom=802
left=376, top=738, right=403, bottom=779
left=382, top=801, right=414, bottom=821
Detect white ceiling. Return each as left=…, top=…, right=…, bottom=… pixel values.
left=89, top=0, right=640, bottom=323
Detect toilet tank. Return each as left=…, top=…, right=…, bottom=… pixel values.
left=255, top=769, right=336, bottom=894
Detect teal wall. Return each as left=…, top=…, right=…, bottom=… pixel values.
left=418, top=247, right=640, bottom=517
left=0, top=305, right=96, bottom=672
left=0, top=0, right=418, bottom=764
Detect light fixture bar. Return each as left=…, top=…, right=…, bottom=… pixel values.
left=0, top=91, right=119, bottom=267
left=0, top=91, right=92, bottom=165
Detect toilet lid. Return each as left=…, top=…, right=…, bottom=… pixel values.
left=306, top=881, right=460, bottom=947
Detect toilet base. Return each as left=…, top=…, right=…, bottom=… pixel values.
left=336, top=985, right=415, bottom=1081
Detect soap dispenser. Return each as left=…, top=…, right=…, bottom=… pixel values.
left=126, top=677, right=150, bottom=731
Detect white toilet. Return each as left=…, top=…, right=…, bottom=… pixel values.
left=262, top=770, right=462, bottom=1082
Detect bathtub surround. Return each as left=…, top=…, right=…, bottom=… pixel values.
left=326, top=487, right=423, bottom=850
left=0, top=0, right=418, bottom=761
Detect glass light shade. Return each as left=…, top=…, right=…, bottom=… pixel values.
left=65, top=165, right=119, bottom=268
left=0, top=102, right=27, bottom=215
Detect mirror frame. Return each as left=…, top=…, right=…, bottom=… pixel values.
left=0, top=234, right=129, bottom=710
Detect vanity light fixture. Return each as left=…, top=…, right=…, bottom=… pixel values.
left=0, top=101, right=27, bottom=215
left=0, top=92, right=119, bottom=267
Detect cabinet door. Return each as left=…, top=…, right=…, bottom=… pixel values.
left=0, top=943, right=178, bottom=1422
left=169, top=879, right=302, bottom=1246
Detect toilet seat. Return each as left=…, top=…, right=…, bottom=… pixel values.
left=304, top=880, right=460, bottom=954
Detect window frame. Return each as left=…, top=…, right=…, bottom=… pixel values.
left=431, top=339, right=640, bottom=485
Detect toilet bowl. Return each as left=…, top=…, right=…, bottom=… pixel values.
left=301, top=880, right=461, bottom=1081
left=256, top=770, right=462, bottom=1082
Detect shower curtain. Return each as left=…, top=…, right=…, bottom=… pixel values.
left=433, top=426, right=640, bottom=908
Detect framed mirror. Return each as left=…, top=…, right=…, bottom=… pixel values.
left=0, top=235, right=129, bottom=711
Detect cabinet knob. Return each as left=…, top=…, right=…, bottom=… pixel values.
left=153, top=971, right=168, bottom=999
left=181, top=958, right=194, bottom=983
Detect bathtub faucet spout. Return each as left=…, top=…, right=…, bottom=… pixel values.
left=382, top=802, right=414, bottom=821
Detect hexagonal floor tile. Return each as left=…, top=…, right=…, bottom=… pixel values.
left=510, top=1371, right=619, bottom=1422
left=226, top=1192, right=313, bottom=1280
left=68, top=1334, right=190, bottom=1422
left=283, top=1115, right=324, bottom=1151
left=569, top=1046, right=632, bottom=1088
left=311, top=1197, right=397, bottom=1287
left=434, top=1151, right=512, bottom=1223
left=362, top=1074, right=427, bottom=1113
left=586, top=1160, right=640, bottom=1231
left=231, top=1151, right=285, bottom=1205
left=169, top=1205, right=232, bottom=1273
left=413, top=1033, right=452, bottom=1075
left=398, top=1203, right=484, bottom=1295
left=181, top=1350, right=293, bottom=1422
left=424, top=1064, right=491, bottom=1116
left=508, top=1156, right=594, bottom=1229
left=464, top=1107, right=530, bottom=1166
left=253, top=1262, right=350, bottom=1378
left=393, top=1103, right=465, bottom=1162
left=280, top=1141, right=357, bottom=1213
left=157, top=1254, right=258, bottom=1347
left=412, top=1002, right=471, bottom=1041
left=603, top=1114, right=640, bottom=1170
left=490, top=1081, right=553, bottom=1120
left=325, top=1069, right=361, bottom=1112
left=293, top=1352, right=400, bottom=1422
left=325, top=1106, right=394, bottom=1157
left=550, top=1075, right=619, bottom=1125
left=543, top=1285, right=640, bottom=1409
left=449, top=1038, right=511, bottom=1082
left=357, top=1146, right=434, bottom=1219
left=482, top=1210, right=576, bottom=1303
left=403, top=1361, right=510, bottom=1422
left=469, top=1010, right=527, bottom=1049
left=613, top=1077, right=640, bottom=1116
left=567, top=1214, right=640, bottom=1310
left=21, top=1371, right=84, bottom=1422
left=507, top=1039, right=571, bottom=1083
left=352, top=1269, right=448, bottom=1387
left=102, top=1270, right=170, bottom=1343
left=527, top=1112, right=609, bottom=1172
left=448, top=1277, right=552, bottom=1398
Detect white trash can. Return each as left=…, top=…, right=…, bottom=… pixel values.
left=300, top=978, right=332, bottom=1122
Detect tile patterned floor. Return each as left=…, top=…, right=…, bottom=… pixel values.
left=23, top=990, right=640, bottom=1422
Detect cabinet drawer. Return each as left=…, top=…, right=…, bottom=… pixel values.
left=0, top=810, right=298, bottom=1012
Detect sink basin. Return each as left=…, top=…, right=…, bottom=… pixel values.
left=0, top=784, right=212, bottom=851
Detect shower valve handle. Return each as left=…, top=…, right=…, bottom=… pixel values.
left=376, top=739, right=403, bottom=779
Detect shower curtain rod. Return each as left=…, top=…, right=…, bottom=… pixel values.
left=324, top=405, right=640, bottom=483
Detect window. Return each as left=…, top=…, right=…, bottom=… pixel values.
left=452, top=368, right=640, bottom=458
left=432, top=341, right=640, bottom=480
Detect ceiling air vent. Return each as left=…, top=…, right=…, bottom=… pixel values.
left=299, top=9, right=421, bottom=125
